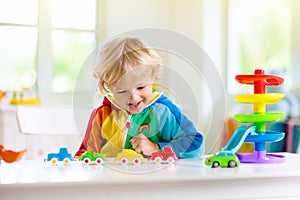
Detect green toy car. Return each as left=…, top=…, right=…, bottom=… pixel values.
left=79, top=151, right=107, bottom=165
left=205, top=150, right=240, bottom=168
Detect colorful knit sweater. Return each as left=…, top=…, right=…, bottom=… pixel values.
left=75, top=93, right=204, bottom=158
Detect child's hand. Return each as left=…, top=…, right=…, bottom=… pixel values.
left=130, top=133, right=160, bottom=156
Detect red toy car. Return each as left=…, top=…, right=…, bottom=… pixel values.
left=148, top=146, right=178, bottom=164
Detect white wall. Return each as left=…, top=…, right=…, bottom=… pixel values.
left=100, top=0, right=202, bottom=41
left=291, top=0, right=300, bottom=88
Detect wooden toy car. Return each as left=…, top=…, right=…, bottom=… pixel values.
left=148, top=146, right=178, bottom=164
left=114, top=149, right=145, bottom=165
left=205, top=150, right=240, bottom=168
left=79, top=151, right=107, bottom=165
left=45, top=147, right=75, bottom=165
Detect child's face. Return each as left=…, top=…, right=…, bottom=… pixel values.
left=110, top=68, right=154, bottom=114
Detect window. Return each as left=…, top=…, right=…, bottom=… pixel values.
left=217, top=153, right=225, bottom=157
left=0, top=0, right=38, bottom=91
left=0, top=0, right=98, bottom=104
left=227, top=0, right=292, bottom=94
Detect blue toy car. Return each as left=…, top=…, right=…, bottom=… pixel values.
left=45, top=147, right=75, bottom=165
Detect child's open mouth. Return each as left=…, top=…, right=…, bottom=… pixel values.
left=128, top=101, right=142, bottom=110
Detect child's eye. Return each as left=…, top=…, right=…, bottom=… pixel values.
left=137, top=86, right=145, bottom=90
left=117, top=90, right=127, bottom=94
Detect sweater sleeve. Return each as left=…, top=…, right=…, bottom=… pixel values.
left=74, top=106, right=104, bottom=157
left=153, top=103, right=204, bottom=158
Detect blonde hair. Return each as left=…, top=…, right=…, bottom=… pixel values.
left=94, top=37, right=161, bottom=93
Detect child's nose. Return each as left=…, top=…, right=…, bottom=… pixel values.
left=129, top=89, right=138, bottom=100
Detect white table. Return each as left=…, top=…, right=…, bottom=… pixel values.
left=1, top=153, right=300, bottom=200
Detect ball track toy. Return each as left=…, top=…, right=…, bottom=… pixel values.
left=234, top=69, right=285, bottom=163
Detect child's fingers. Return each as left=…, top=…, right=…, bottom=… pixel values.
left=130, top=134, right=154, bottom=155
left=132, top=141, right=143, bottom=154
left=135, top=133, right=147, bottom=138
left=130, top=133, right=146, bottom=148
left=130, top=137, right=145, bottom=154
left=130, top=138, right=137, bottom=149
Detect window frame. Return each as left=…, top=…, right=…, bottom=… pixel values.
left=37, top=0, right=100, bottom=105
left=0, top=0, right=100, bottom=105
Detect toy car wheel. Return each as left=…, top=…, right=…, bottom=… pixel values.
left=133, top=157, right=141, bottom=165
left=167, top=157, right=175, bottom=164
left=228, top=160, right=237, bottom=168
left=63, top=158, right=71, bottom=165
left=50, top=158, right=58, bottom=165
left=83, top=157, right=91, bottom=165
left=120, top=157, right=128, bottom=165
left=96, top=158, right=103, bottom=165
left=212, top=161, right=220, bottom=168
left=154, top=157, right=162, bottom=164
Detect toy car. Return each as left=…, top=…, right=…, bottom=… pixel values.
left=79, top=151, right=107, bottom=165
left=148, top=146, right=178, bottom=164
left=45, top=147, right=75, bottom=165
left=114, top=149, right=145, bottom=165
left=205, top=150, right=240, bottom=168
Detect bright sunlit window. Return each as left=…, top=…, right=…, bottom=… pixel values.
left=52, top=0, right=96, bottom=30
left=227, top=0, right=292, bottom=94
left=0, top=0, right=38, bottom=91
left=0, top=0, right=38, bottom=25
left=0, top=0, right=98, bottom=103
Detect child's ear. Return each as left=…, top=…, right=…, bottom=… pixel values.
left=103, top=82, right=111, bottom=93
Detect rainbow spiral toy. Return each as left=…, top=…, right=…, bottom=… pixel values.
left=234, top=69, right=285, bottom=163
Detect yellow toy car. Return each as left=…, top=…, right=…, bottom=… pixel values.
left=114, top=149, right=145, bottom=165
